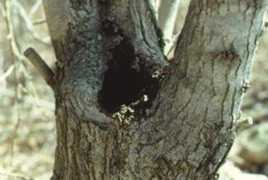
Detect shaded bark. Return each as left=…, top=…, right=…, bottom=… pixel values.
left=43, top=0, right=268, bottom=179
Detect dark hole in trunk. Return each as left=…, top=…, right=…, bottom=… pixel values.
left=98, top=37, right=159, bottom=114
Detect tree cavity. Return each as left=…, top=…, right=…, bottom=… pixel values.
left=98, top=21, right=160, bottom=118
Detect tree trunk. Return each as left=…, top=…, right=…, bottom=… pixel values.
left=43, top=0, right=267, bottom=179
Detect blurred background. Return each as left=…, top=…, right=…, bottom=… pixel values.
left=0, top=0, right=268, bottom=179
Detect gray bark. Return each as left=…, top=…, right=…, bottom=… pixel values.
left=43, top=0, right=268, bottom=179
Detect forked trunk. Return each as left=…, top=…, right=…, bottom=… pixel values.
left=43, top=0, right=267, bottom=179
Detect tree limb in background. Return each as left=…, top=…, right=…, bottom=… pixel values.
left=158, top=0, right=181, bottom=54
left=7, top=0, right=50, bottom=51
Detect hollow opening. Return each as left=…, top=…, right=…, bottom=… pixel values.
left=98, top=38, right=159, bottom=114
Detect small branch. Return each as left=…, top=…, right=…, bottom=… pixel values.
left=24, top=48, right=55, bottom=87
left=29, top=0, right=43, bottom=18
left=32, top=18, right=46, bottom=25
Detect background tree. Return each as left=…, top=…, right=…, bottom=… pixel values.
left=23, top=0, right=268, bottom=179
left=0, top=1, right=55, bottom=179
left=158, top=0, right=181, bottom=54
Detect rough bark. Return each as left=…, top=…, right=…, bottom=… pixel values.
left=43, top=0, right=268, bottom=179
